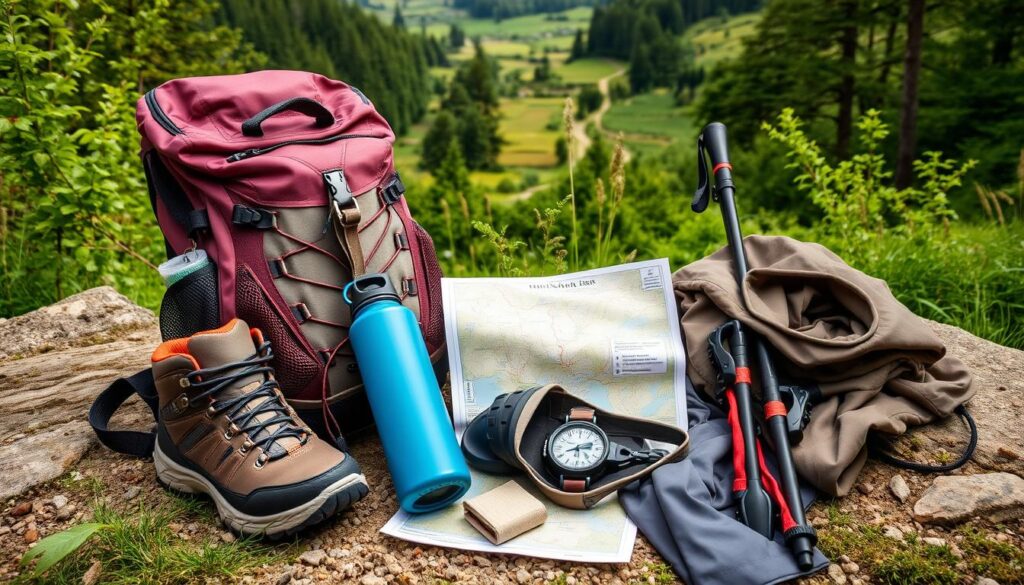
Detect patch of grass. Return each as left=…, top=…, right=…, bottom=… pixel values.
left=499, top=97, right=564, bottom=168
left=425, top=7, right=593, bottom=40
left=603, top=91, right=696, bottom=156
left=56, top=472, right=105, bottom=498
left=837, top=222, right=1024, bottom=349
left=553, top=57, right=624, bottom=85
left=684, top=11, right=762, bottom=69
left=874, top=539, right=959, bottom=585
left=816, top=503, right=1023, bottom=585
left=641, top=562, right=676, bottom=584
left=162, top=491, right=220, bottom=525
left=959, top=526, right=1024, bottom=584
left=480, top=39, right=533, bottom=58
left=18, top=500, right=293, bottom=584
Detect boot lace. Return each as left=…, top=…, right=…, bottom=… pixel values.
left=185, top=341, right=307, bottom=462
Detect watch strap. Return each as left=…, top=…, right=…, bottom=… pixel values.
left=561, top=478, right=588, bottom=492
left=567, top=407, right=596, bottom=423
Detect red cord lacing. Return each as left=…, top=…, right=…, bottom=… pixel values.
left=724, top=387, right=799, bottom=533
left=269, top=218, right=356, bottom=443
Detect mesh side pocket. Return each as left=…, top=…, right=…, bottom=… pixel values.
left=236, top=266, right=320, bottom=399
left=412, top=222, right=445, bottom=352
left=159, top=263, right=220, bottom=340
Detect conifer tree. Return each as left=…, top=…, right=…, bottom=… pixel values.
left=449, top=24, right=466, bottom=49
left=422, top=111, right=459, bottom=171
left=568, top=29, right=585, bottom=62
left=629, top=44, right=653, bottom=93
left=393, top=4, right=405, bottom=29
left=426, top=42, right=503, bottom=171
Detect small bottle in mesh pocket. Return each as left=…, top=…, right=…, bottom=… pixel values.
left=158, top=251, right=220, bottom=341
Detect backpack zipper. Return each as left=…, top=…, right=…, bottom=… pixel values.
left=226, top=133, right=386, bottom=162
left=145, top=89, right=184, bottom=136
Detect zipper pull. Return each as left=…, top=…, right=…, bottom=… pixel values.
left=226, top=148, right=261, bottom=163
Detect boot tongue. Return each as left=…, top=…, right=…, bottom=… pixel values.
left=187, top=319, right=301, bottom=457
left=187, top=319, right=261, bottom=397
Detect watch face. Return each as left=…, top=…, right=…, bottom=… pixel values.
left=549, top=423, right=607, bottom=472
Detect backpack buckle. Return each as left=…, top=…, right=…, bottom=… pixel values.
left=380, top=173, right=405, bottom=205
left=231, top=205, right=276, bottom=229
left=325, top=170, right=361, bottom=226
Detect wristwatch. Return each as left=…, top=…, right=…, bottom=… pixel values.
left=542, top=407, right=669, bottom=492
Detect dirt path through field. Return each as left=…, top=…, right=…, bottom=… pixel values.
left=507, top=68, right=630, bottom=204
left=572, top=68, right=630, bottom=162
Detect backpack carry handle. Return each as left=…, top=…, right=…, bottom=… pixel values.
left=241, top=97, right=335, bottom=137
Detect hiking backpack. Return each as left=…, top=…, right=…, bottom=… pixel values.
left=91, top=71, right=446, bottom=452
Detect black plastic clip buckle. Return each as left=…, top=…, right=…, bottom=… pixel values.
left=381, top=173, right=405, bottom=205
left=778, top=383, right=820, bottom=445
left=325, top=169, right=360, bottom=226
left=231, top=205, right=276, bottom=229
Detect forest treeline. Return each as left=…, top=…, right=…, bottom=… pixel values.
left=696, top=0, right=1023, bottom=215
left=453, top=0, right=593, bottom=20
left=587, top=0, right=760, bottom=59
left=218, top=0, right=440, bottom=135
left=587, top=0, right=760, bottom=92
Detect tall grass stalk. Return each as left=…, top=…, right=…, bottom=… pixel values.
left=563, top=97, right=579, bottom=271
left=599, top=136, right=627, bottom=266
left=440, top=198, right=456, bottom=269
left=595, top=179, right=606, bottom=264
left=1017, top=149, right=1023, bottom=221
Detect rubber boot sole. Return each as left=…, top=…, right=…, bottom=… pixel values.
left=154, top=444, right=368, bottom=538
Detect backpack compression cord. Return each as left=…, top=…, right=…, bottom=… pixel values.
left=692, top=123, right=817, bottom=570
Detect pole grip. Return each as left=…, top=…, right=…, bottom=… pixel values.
left=701, top=122, right=731, bottom=169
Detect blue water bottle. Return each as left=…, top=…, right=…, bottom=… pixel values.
left=344, top=273, right=471, bottom=513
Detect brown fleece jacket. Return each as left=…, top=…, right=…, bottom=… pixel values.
left=673, top=235, right=974, bottom=496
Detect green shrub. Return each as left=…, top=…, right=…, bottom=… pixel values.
left=763, top=108, right=975, bottom=256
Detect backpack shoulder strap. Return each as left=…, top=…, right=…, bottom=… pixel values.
left=88, top=369, right=160, bottom=458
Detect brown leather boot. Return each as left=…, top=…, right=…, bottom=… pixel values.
left=151, top=318, right=367, bottom=537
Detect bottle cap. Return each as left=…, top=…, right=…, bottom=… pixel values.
left=158, top=249, right=209, bottom=286
left=344, top=273, right=401, bottom=317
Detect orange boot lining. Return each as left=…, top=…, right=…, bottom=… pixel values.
left=151, top=318, right=240, bottom=362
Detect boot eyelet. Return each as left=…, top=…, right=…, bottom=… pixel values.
left=223, top=429, right=234, bottom=440
left=240, top=440, right=254, bottom=455
left=173, top=394, right=190, bottom=413
left=254, top=453, right=268, bottom=469
left=206, top=405, right=216, bottom=418
left=179, top=378, right=191, bottom=388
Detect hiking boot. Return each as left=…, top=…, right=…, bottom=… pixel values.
left=151, top=318, right=368, bottom=537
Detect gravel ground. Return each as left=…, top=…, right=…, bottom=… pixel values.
left=3, top=432, right=1023, bottom=584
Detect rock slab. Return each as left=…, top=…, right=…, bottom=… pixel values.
left=913, top=472, right=1024, bottom=525
left=0, top=287, right=160, bottom=500
left=916, top=321, right=1024, bottom=479
left=0, top=286, right=155, bottom=360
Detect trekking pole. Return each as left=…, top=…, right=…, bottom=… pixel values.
left=692, top=122, right=817, bottom=570
left=707, top=320, right=773, bottom=538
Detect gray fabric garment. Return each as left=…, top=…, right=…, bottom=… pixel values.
left=620, top=379, right=829, bottom=585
